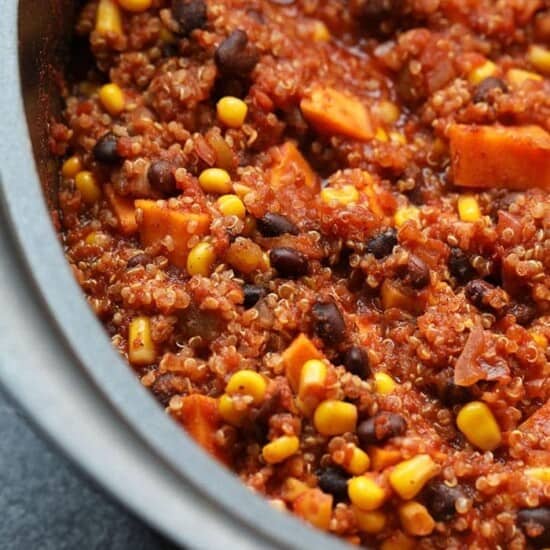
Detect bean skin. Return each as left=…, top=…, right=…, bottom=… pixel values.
left=318, top=467, right=349, bottom=502
left=404, top=254, right=430, bottom=289
left=127, top=253, right=153, bottom=268
left=366, top=228, right=398, bottom=259
left=171, top=0, right=207, bottom=36
left=256, top=213, right=299, bottom=237
left=311, top=301, right=346, bottom=346
left=93, top=132, right=121, bottom=164
left=243, top=284, right=266, bottom=309
left=473, top=76, right=508, bottom=104
left=342, top=345, right=370, bottom=379
left=269, top=247, right=309, bottom=278
left=465, top=279, right=495, bottom=311
left=421, top=480, right=464, bottom=521
left=448, top=247, right=475, bottom=282
left=357, top=412, right=407, bottom=447
left=148, top=160, right=177, bottom=195
left=517, top=507, right=550, bottom=548
left=215, top=30, right=259, bottom=77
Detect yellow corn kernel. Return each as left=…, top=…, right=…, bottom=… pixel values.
left=226, top=369, right=267, bottom=405
left=118, top=0, right=152, bottom=13
left=375, top=100, right=400, bottom=125
left=218, top=394, right=246, bottom=426
left=298, top=359, right=327, bottom=401
left=389, top=454, right=439, bottom=500
left=313, top=400, right=357, bottom=436
left=262, top=435, right=300, bottom=464
left=368, top=446, right=401, bottom=471
left=85, top=231, right=111, bottom=247
left=216, top=194, right=246, bottom=219
left=458, top=195, right=481, bottom=222
left=233, top=183, right=252, bottom=199
left=96, top=0, right=123, bottom=36
left=375, top=127, right=389, bottom=142
left=128, top=316, right=155, bottom=365
left=525, top=467, right=550, bottom=483
left=528, top=45, right=550, bottom=75
left=225, top=237, right=264, bottom=274
left=394, top=205, right=420, bottom=227
left=198, top=168, right=232, bottom=194
left=468, top=60, right=497, bottom=85
left=507, top=68, right=543, bottom=86
left=75, top=171, right=102, bottom=204
left=456, top=401, right=502, bottom=451
left=186, top=241, right=216, bottom=276
left=380, top=532, right=415, bottom=550
left=399, top=501, right=436, bottom=536
left=282, top=477, right=310, bottom=502
left=374, top=372, right=396, bottom=395
left=217, top=96, right=248, bottom=129
left=348, top=475, right=387, bottom=511
left=389, top=131, right=407, bottom=145
left=530, top=331, right=548, bottom=349
left=346, top=446, right=370, bottom=476
left=320, top=185, right=359, bottom=206
left=354, top=508, right=387, bottom=534
left=312, top=20, right=330, bottom=42
left=99, top=83, right=125, bottom=116
left=62, top=156, right=82, bottom=178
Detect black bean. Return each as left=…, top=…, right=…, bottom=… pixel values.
left=243, top=284, right=266, bottom=309
left=366, top=228, right=398, bottom=259
left=472, top=76, right=508, bottom=104
left=127, top=253, right=153, bottom=268
left=507, top=302, right=537, bottom=326
left=311, top=301, right=346, bottom=346
left=465, top=279, right=495, bottom=311
left=256, top=213, right=299, bottom=237
left=448, top=247, right=475, bottom=283
left=93, top=132, right=121, bottom=164
left=342, top=345, right=370, bottom=379
left=269, top=247, right=309, bottom=278
left=405, top=254, right=430, bottom=289
left=439, top=378, right=473, bottom=407
left=171, top=0, right=207, bottom=36
left=318, top=467, right=349, bottom=502
left=357, top=412, right=407, bottom=447
left=517, top=507, right=550, bottom=548
left=421, top=480, right=464, bottom=521
left=148, top=160, right=177, bottom=195
left=215, top=30, right=259, bottom=77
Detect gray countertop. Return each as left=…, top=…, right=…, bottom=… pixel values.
left=0, top=392, right=177, bottom=550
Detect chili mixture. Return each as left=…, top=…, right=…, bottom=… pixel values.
left=51, top=0, right=550, bottom=548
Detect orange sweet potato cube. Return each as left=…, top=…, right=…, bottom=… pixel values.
left=269, top=142, right=318, bottom=190
left=300, top=87, right=373, bottom=141
left=177, top=394, right=229, bottom=464
left=282, top=333, right=324, bottom=392
left=449, top=124, right=550, bottom=190
left=135, top=199, right=210, bottom=270
left=104, top=184, right=138, bottom=235
left=293, top=489, right=333, bottom=531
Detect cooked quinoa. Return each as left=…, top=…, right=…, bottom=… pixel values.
left=51, top=0, right=550, bottom=547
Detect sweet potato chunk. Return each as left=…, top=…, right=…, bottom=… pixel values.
left=104, top=184, right=138, bottom=235
left=519, top=400, right=550, bottom=439
left=300, top=87, right=373, bottom=141
left=176, top=395, right=229, bottom=464
left=135, top=199, right=210, bottom=270
left=450, top=124, right=550, bottom=190
left=269, top=142, right=317, bottom=190
left=283, top=333, right=324, bottom=392
left=293, top=489, right=333, bottom=530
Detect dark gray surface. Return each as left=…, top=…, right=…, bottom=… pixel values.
left=0, top=393, right=175, bottom=550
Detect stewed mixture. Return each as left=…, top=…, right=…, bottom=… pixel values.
left=50, top=0, right=550, bottom=547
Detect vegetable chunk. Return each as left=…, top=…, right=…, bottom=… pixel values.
left=105, top=184, right=138, bottom=235
left=135, top=199, right=210, bottom=270
left=449, top=124, right=550, bottom=190
left=301, top=87, right=373, bottom=141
